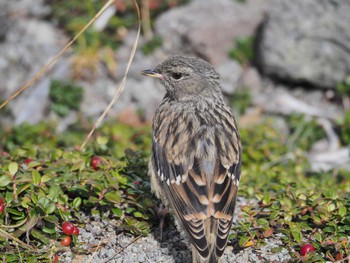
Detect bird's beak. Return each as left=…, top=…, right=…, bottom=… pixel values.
left=141, top=69, right=163, bottom=79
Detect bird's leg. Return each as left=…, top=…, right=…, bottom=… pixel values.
left=157, top=203, right=168, bottom=241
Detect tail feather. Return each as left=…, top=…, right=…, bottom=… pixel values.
left=191, top=218, right=228, bottom=263
left=192, top=247, right=219, bottom=263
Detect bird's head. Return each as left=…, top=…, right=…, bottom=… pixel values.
left=142, top=55, right=222, bottom=101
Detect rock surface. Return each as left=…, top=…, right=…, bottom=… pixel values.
left=0, top=16, right=69, bottom=125
left=257, top=0, right=350, bottom=88
left=155, top=0, right=270, bottom=66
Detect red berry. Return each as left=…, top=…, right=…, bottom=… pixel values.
left=24, top=158, right=33, bottom=165
left=300, top=243, right=316, bottom=256
left=62, top=221, right=74, bottom=235
left=72, top=226, right=79, bottom=235
left=0, top=204, right=5, bottom=213
left=90, top=156, right=102, bottom=170
left=134, top=181, right=141, bottom=186
left=60, top=236, right=71, bottom=246
left=0, top=197, right=3, bottom=205
left=53, top=255, right=59, bottom=263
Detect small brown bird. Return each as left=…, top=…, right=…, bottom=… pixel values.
left=142, top=55, right=241, bottom=263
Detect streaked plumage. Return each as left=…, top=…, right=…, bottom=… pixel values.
left=142, top=55, right=241, bottom=263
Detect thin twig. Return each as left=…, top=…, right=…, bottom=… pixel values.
left=102, top=235, right=142, bottom=263
left=0, top=227, right=36, bottom=251
left=0, top=218, right=27, bottom=228
left=0, top=0, right=117, bottom=110
left=79, top=0, right=141, bottom=151
left=85, top=238, right=106, bottom=263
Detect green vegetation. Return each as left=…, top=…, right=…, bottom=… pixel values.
left=49, top=0, right=132, bottom=51
left=339, top=110, right=350, bottom=145
left=229, top=88, right=252, bottom=115
left=142, top=35, right=163, bottom=55
left=0, top=113, right=349, bottom=261
left=286, top=114, right=326, bottom=151
left=0, top=121, right=153, bottom=261
left=234, top=119, right=350, bottom=262
left=336, top=76, right=350, bottom=97
left=49, top=80, right=83, bottom=117
left=228, top=36, right=255, bottom=65
left=48, top=0, right=189, bottom=53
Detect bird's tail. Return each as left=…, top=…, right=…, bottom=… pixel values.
left=192, top=249, right=218, bottom=263
left=191, top=218, right=222, bottom=263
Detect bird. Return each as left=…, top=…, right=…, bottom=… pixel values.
left=142, top=55, right=242, bottom=263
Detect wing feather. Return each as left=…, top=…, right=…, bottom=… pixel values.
left=151, top=104, right=241, bottom=260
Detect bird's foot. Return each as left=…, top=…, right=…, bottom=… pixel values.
left=157, top=204, right=168, bottom=241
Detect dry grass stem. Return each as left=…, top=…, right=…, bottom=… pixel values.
left=79, top=0, right=141, bottom=151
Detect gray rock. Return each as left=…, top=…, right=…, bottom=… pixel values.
left=0, top=17, right=69, bottom=126
left=217, top=60, right=243, bottom=95
left=0, top=2, right=10, bottom=41
left=80, top=73, right=164, bottom=123
left=257, top=0, right=350, bottom=88
left=155, top=0, right=270, bottom=66
left=252, top=82, right=343, bottom=120
left=7, top=0, right=51, bottom=17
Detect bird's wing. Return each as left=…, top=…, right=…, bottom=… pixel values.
left=152, top=113, right=241, bottom=259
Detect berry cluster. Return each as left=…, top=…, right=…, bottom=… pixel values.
left=61, top=221, right=79, bottom=246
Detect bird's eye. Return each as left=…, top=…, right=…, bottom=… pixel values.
left=171, top=72, right=183, bottom=80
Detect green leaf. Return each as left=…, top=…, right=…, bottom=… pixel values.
left=257, top=218, right=269, bottom=227
left=37, top=197, right=50, bottom=212
left=72, top=197, right=82, bottom=209
left=48, top=185, right=61, bottom=201
left=5, top=191, right=14, bottom=203
left=8, top=162, right=18, bottom=176
left=45, top=203, right=56, bottom=215
left=0, top=175, right=12, bottom=187
left=133, top=211, right=143, bottom=218
left=338, top=206, right=347, bottom=217
left=313, top=232, right=323, bottom=242
left=327, top=202, right=336, bottom=212
left=238, top=235, right=250, bottom=247
left=42, top=226, right=57, bottom=234
left=262, top=192, right=271, bottom=204
left=20, top=196, right=32, bottom=208
left=6, top=208, right=24, bottom=216
left=323, top=188, right=338, bottom=199
left=271, top=247, right=283, bottom=253
left=41, top=174, right=52, bottom=183
left=269, top=210, right=279, bottom=220
left=30, top=229, right=50, bottom=244
left=27, top=161, right=41, bottom=169
left=135, top=221, right=150, bottom=235
left=291, top=227, right=302, bottom=243
left=31, top=192, right=38, bottom=204
left=32, top=170, right=41, bottom=185
left=104, top=192, right=122, bottom=204
left=323, top=226, right=335, bottom=233
left=143, top=198, right=153, bottom=207
left=44, top=215, right=59, bottom=224
left=112, top=208, right=123, bottom=217
left=17, top=183, right=31, bottom=195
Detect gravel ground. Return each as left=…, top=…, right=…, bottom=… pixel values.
left=60, top=198, right=292, bottom=263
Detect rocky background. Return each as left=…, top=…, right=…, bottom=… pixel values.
left=1, top=0, right=349, bottom=172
